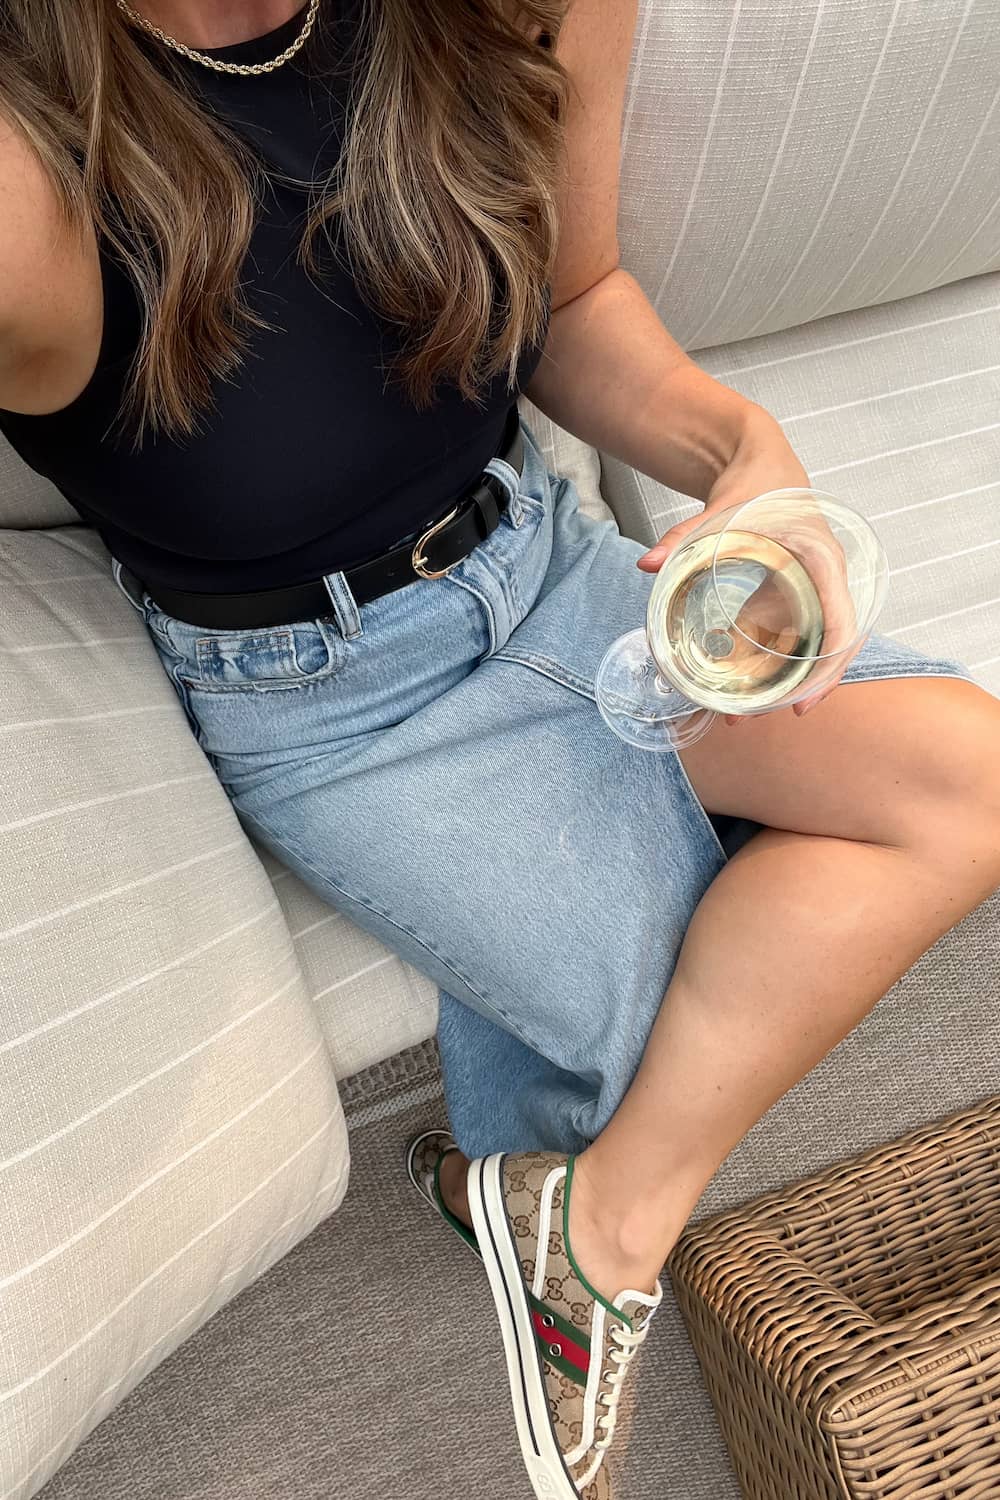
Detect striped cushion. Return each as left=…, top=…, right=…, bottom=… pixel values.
left=618, top=0, right=1000, bottom=350
left=599, top=271, right=1000, bottom=697
left=0, top=437, right=76, bottom=530
left=0, top=527, right=349, bottom=1500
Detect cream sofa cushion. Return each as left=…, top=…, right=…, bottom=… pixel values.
left=0, top=527, right=349, bottom=1500
left=0, top=438, right=75, bottom=530
left=619, top=0, right=1000, bottom=350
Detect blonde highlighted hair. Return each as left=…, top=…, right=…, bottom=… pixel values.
left=0, top=0, right=570, bottom=436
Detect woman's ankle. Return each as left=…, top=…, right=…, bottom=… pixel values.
left=567, top=1149, right=691, bottom=1304
left=438, top=1148, right=474, bottom=1229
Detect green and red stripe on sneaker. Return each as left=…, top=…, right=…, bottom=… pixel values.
left=527, top=1288, right=592, bottom=1383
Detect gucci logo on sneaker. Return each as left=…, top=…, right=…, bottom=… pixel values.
left=534, top=1470, right=558, bottom=1494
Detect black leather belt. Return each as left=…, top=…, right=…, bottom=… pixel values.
left=140, top=407, right=524, bottom=630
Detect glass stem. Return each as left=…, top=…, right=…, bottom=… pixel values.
left=651, top=665, right=699, bottom=716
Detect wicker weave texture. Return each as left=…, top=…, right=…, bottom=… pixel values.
left=669, top=1096, right=1000, bottom=1499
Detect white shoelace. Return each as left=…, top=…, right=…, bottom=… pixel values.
left=593, top=1319, right=650, bottom=1451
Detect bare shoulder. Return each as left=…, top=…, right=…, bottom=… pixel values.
left=0, top=120, right=67, bottom=344
left=0, top=115, right=102, bottom=413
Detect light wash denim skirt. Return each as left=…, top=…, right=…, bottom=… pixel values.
left=111, top=414, right=970, bottom=1157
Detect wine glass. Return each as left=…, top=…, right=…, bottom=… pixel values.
left=595, top=488, right=890, bottom=752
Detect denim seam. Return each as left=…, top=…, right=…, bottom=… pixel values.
left=504, top=506, right=547, bottom=618
left=442, top=572, right=499, bottom=657
left=236, top=806, right=535, bottom=1046
left=154, top=643, right=211, bottom=752
left=491, top=647, right=597, bottom=702
left=195, top=630, right=297, bottom=685
left=505, top=492, right=526, bottom=528
left=179, top=662, right=343, bottom=694
left=842, top=664, right=971, bottom=683
left=176, top=675, right=340, bottom=696
left=473, top=542, right=523, bottom=626
left=491, top=648, right=730, bottom=866
left=495, top=649, right=972, bottom=701
left=162, top=624, right=343, bottom=695
left=193, top=627, right=297, bottom=652
left=143, top=597, right=345, bottom=683
left=518, top=492, right=547, bottom=517
left=448, top=502, right=544, bottom=627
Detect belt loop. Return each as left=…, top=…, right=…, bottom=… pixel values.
left=484, top=456, right=524, bottom=528
left=322, top=570, right=363, bottom=640
left=111, top=556, right=148, bottom=615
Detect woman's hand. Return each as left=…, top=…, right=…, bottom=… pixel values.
left=635, top=409, right=856, bottom=721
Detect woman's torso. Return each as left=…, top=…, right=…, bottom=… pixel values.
left=0, top=4, right=549, bottom=591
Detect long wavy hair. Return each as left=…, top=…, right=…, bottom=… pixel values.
left=0, top=0, right=570, bottom=437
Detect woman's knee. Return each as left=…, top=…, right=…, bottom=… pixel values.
left=900, top=681, right=1000, bottom=875
left=682, top=676, right=1000, bottom=854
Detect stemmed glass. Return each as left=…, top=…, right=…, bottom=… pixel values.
left=595, top=488, right=890, bottom=752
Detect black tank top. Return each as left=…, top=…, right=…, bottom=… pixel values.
left=0, top=4, right=550, bottom=590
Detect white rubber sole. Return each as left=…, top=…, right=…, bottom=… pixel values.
left=467, top=1154, right=580, bottom=1500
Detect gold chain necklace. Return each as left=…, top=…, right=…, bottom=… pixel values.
left=116, top=0, right=321, bottom=76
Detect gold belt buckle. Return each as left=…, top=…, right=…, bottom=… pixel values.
left=411, top=505, right=462, bottom=580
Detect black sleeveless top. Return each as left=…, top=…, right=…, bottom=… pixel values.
left=0, top=5, right=550, bottom=590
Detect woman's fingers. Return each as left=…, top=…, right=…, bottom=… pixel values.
left=637, top=514, right=703, bottom=572
left=793, top=637, right=865, bottom=715
left=787, top=519, right=861, bottom=714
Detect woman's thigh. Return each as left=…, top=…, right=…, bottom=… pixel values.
left=679, top=672, right=1000, bottom=849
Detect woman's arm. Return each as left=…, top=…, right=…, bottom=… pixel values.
left=525, top=267, right=808, bottom=529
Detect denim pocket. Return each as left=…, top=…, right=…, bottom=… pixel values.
left=142, top=603, right=343, bottom=695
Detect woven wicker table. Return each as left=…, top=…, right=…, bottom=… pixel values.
left=669, top=1095, right=1000, bottom=1499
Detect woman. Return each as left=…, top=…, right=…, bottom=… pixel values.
left=1, top=3, right=997, bottom=1495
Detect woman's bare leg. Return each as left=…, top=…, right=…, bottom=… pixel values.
left=442, top=677, right=1000, bottom=1299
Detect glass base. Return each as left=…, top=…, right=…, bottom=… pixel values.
left=595, top=629, right=717, bottom=752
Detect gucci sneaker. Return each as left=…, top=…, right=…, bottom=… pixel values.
left=467, top=1151, right=661, bottom=1500
left=405, top=1128, right=480, bottom=1258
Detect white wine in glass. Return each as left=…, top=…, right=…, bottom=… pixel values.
left=595, top=489, right=889, bottom=752
left=650, top=529, right=824, bottom=714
